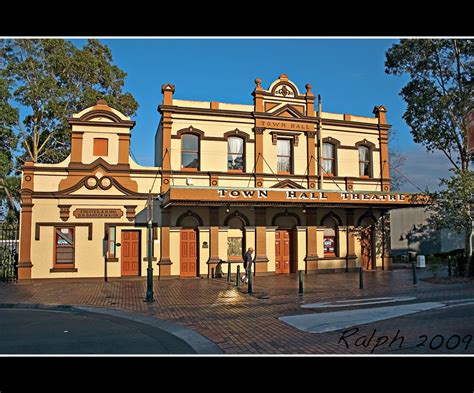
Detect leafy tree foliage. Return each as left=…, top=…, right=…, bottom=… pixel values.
left=385, top=39, right=473, bottom=171
left=1, top=39, right=139, bottom=164
left=385, top=39, right=473, bottom=275
left=1, top=39, right=138, bottom=219
left=0, top=74, right=19, bottom=218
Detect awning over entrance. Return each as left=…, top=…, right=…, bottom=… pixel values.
left=161, top=186, right=429, bottom=209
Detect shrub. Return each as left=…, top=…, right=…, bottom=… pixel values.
left=427, top=254, right=445, bottom=278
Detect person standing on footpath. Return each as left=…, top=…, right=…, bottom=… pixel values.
left=241, top=247, right=254, bottom=284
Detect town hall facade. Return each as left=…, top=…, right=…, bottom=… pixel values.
left=18, top=74, right=425, bottom=280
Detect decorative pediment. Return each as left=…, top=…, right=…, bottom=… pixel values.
left=61, top=176, right=138, bottom=197
left=79, top=109, right=123, bottom=123
left=68, top=100, right=135, bottom=128
left=274, top=84, right=297, bottom=98
left=267, top=74, right=302, bottom=98
left=270, top=179, right=305, bottom=189
left=270, top=104, right=305, bottom=119
left=68, top=157, right=128, bottom=173
left=58, top=158, right=139, bottom=195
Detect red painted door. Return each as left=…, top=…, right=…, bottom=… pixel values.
left=275, top=230, right=291, bottom=274
left=121, top=231, right=140, bottom=276
left=180, top=229, right=197, bottom=277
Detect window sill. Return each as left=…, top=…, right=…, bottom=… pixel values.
left=50, top=267, right=78, bottom=273
left=106, top=257, right=119, bottom=262
left=181, top=168, right=198, bottom=171
left=321, top=256, right=342, bottom=260
left=228, top=169, right=244, bottom=173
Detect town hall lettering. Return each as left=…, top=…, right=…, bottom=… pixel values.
left=218, top=189, right=328, bottom=200
left=256, top=119, right=313, bottom=131
left=217, top=189, right=408, bottom=202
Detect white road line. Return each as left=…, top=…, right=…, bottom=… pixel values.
left=442, top=301, right=474, bottom=309
left=280, top=302, right=445, bottom=333
left=442, top=298, right=474, bottom=304
left=335, top=297, right=395, bottom=303
left=301, top=297, right=417, bottom=309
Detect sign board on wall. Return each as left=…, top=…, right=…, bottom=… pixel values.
left=164, top=187, right=429, bottom=206
left=255, top=118, right=314, bottom=131
left=73, top=209, right=123, bottom=219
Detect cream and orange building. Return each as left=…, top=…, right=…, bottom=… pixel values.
left=18, top=74, right=426, bottom=280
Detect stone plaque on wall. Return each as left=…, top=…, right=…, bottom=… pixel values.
left=73, top=208, right=123, bottom=219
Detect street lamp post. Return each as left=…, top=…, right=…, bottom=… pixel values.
left=145, top=193, right=154, bottom=303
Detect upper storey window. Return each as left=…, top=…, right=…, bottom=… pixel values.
left=181, top=134, right=199, bottom=170
left=322, top=143, right=335, bottom=176
left=93, top=138, right=108, bottom=156
left=358, top=145, right=371, bottom=177
left=277, top=139, right=292, bottom=173
left=228, top=137, right=244, bottom=171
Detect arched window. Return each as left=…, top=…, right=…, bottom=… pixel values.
left=358, top=145, right=371, bottom=177
left=181, top=134, right=199, bottom=170
left=228, top=137, right=244, bottom=171
left=322, top=142, right=336, bottom=176
left=322, top=216, right=338, bottom=257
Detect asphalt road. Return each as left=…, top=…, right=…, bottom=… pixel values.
left=0, top=308, right=196, bottom=354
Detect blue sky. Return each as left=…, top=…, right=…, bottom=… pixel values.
left=70, top=38, right=450, bottom=191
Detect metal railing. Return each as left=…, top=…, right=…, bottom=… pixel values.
left=0, top=223, right=19, bottom=282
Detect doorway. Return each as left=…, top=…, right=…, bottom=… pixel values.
left=275, top=229, right=291, bottom=274
left=121, top=230, right=140, bottom=276
left=180, top=228, right=198, bottom=277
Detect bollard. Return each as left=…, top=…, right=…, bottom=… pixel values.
left=412, top=261, right=418, bottom=285
left=248, top=265, right=253, bottom=294
left=211, top=268, right=215, bottom=279
left=236, top=265, right=240, bottom=288
left=359, top=266, right=364, bottom=289
left=227, top=262, right=231, bottom=282
left=298, top=270, right=303, bottom=295
left=448, top=256, right=452, bottom=277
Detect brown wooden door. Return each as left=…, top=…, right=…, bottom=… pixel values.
left=121, top=231, right=140, bottom=276
left=180, top=229, right=197, bottom=277
left=275, top=229, right=291, bottom=274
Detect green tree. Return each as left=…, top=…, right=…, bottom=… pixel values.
left=426, top=170, right=474, bottom=275
left=1, top=39, right=138, bottom=164
left=0, top=75, right=19, bottom=219
left=385, top=39, right=473, bottom=275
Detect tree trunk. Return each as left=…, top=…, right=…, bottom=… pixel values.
left=1, top=180, right=20, bottom=220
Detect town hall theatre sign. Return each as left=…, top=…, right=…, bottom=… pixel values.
left=163, top=187, right=427, bottom=207
left=218, top=189, right=409, bottom=202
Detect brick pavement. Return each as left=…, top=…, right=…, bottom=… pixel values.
left=0, top=268, right=473, bottom=354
